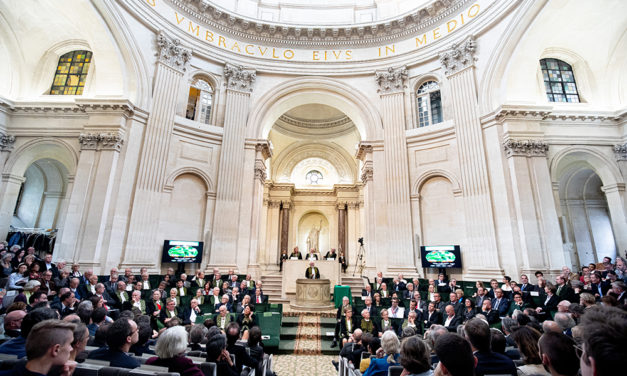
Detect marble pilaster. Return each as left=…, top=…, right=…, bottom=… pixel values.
left=247, top=141, right=271, bottom=277
left=122, top=32, right=191, bottom=269
left=439, top=36, right=503, bottom=279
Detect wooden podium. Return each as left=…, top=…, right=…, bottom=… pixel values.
left=281, top=260, right=340, bottom=301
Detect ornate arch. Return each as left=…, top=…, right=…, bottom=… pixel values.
left=163, top=166, right=215, bottom=193
left=271, top=141, right=357, bottom=184
left=413, top=168, right=463, bottom=196
left=246, top=76, right=383, bottom=141
left=549, top=146, right=622, bottom=188
left=4, top=137, right=78, bottom=178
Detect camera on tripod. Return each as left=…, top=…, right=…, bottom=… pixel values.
left=358, top=237, right=364, bottom=246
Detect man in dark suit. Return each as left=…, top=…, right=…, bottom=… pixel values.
left=339, top=309, right=360, bottom=346
left=403, top=283, right=416, bottom=299
left=442, top=305, right=462, bottom=332
left=363, top=296, right=378, bottom=317
left=555, top=276, right=576, bottom=303
left=475, top=287, right=489, bottom=308
left=590, top=271, right=610, bottom=299
left=479, top=300, right=499, bottom=325
left=87, top=318, right=141, bottom=369
left=112, top=281, right=130, bottom=310
left=40, top=253, right=59, bottom=279
left=491, top=288, right=510, bottom=317
left=305, top=261, right=320, bottom=279
left=519, top=274, right=536, bottom=292
left=159, top=299, right=181, bottom=327
left=487, top=279, right=500, bottom=300
left=214, top=294, right=233, bottom=313
left=50, top=290, right=76, bottom=318
left=392, top=278, right=406, bottom=292
left=181, top=298, right=204, bottom=325
left=432, top=293, right=446, bottom=312
left=465, top=318, right=517, bottom=376
left=423, top=302, right=442, bottom=328
left=448, top=292, right=464, bottom=316
left=361, top=284, right=374, bottom=299
left=78, top=275, right=99, bottom=300
left=253, top=288, right=267, bottom=305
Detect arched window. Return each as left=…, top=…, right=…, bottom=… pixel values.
left=306, top=170, right=323, bottom=185
left=416, top=81, right=442, bottom=128
left=540, top=58, right=580, bottom=103
left=50, top=50, right=92, bottom=95
left=186, top=78, right=214, bottom=124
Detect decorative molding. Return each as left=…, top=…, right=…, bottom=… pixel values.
left=361, top=164, right=374, bottom=183
left=254, top=141, right=273, bottom=159
left=78, top=132, right=124, bottom=151
left=156, top=31, right=192, bottom=72
left=375, top=66, right=408, bottom=94
left=224, top=63, right=256, bottom=93
left=439, top=35, right=476, bottom=76
left=254, top=160, right=267, bottom=182
left=614, top=143, right=627, bottom=161
left=482, top=105, right=627, bottom=125
left=175, top=0, right=468, bottom=47
left=0, top=134, right=16, bottom=151
left=267, top=200, right=282, bottom=208
left=355, top=142, right=374, bottom=161
left=278, top=114, right=351, bottom=129
left=601, top=183, right=626, bottom=194
left=503, top=139, right=548, bottom=158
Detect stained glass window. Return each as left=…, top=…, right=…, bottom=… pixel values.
left=416, top=81, right=443, bottom=127
left=186, top=78, right=214, bottom=125
left=50, top=50, right=92, bottom=95
left=306, top=170, right=323, bottom=185
left=540, top=58, right=580, bottom=103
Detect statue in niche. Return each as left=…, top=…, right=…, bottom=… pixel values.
left=307, top=220, right=323, bottom=253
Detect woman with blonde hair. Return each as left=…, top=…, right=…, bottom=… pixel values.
left=363, top=330, right=400, bottom=376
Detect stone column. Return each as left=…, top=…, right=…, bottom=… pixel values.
left=209, top=64, right=256, bottom=268
left=337, top=202, right=347, bottom=257
left=247, top=141, right=271, bottom=277
left=603, top=148, right=627, bottom=254
left=346, top=201, right=359, bottom=261
left=503, top=139, right=565, bottom=275
left=279, top=200, right=291, bottom=258
left=439, top=36, right=503, bottom=279
left=0, top=135, right=15, bottom=173
left=122, top=32, right=191, bottom=270
left=266, top=200, right=281, bottom=267
left=374, top=67, right=415, bottom=273
left=0, top=135, right=17, bottom=239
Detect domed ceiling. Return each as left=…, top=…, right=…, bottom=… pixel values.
left=273, top=104, right=355, bottom=137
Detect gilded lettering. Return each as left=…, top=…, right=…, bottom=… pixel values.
left=433, top=27, right=441, bottom=40
left=245, top=45, right=255, bottom=55
left=205, top=30, right=214, bottom=42
left=272, top=48, right=279, bottom=59
left=332, top=50, right=342, bottom=59
left=313, top=51, right=320, bottom=60
left=218, top=36, right=227, bottom=48
left=468, top=3, right=480, bottom=17
left=447, top=20, right=457, bottom=33
left=188, top=21, right=199, bottom=36
left=146, top=0, right=156, bottom=6
left=385, top=45, right=395, bottom=55
left=324, top=51, right=328, bottom=60
left=345, top=50, right=352, bottom=60
left=415, top=34, right=427, bottom=47
left=175, top=12, right=185, bottom=25
left=284, top=49, right=295, bottom=59
left=231, top=42, right=241, bottom=52
left=258, top=46, right=268, bottom=56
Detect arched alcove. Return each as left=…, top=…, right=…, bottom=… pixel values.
left=297, top=212, right=329, bottom=254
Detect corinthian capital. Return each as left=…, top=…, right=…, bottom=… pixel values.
left=224, top=63, right=256, bottom=93
left=503, top=139, right=548, bottom=158
left=0, top=134, right=15, bottom=151
left=439, top=36, right=476, bottom=76
left=614, top=143, right=627, bottom=161
left=156, top=31, right=192, bottom=72
left=375, top=66, right=408, bottom=94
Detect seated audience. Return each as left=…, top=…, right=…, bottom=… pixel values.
left=399, top=336, right=432, bottom=376
left=434, top=333, right=476, bottom=376
left=87, top=317, right=140, bottom=368
left=464, top=318, right=517, bottom=376
left=0, top=307, right=58, bottom=358
left=579, top=305, right=627, bottom=376
left=538, top=331, right=580, bottom=376
left=363, top=330, right=400, bottom=376
left=511, top=326, right=549, bottom=376
left=205, top=330, right=238, bottom=376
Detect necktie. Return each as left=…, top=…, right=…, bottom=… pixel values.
left=494, top=299, right=500, bottom=310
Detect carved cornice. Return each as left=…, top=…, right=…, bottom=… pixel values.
left=224, top=63, right=256, bottom=93
left=614, top=143, right=627, bottom=161
left=503, top=139, right=548, bottom=158
left=482, top=106, right=627, bottom=125
left=9, top=105, right=82, bottom=114
left=278, top=114, right=351, bottom=129
left=75, top=101, right=135, bottom=117
left=78, top=132, right=124, bottom=151
left=156, top=31, right=192, bottom=72
left=254, top=158, right=267, bottom=182
left=0, top=134, right=16, bottom=151
left=439, top=35, right=476, bottom=76
left=375, top=66, right=408, bottom=94
left=175, top=0, right=468, bottom=47
left=254, top=140, right=273, bottom=159
left=355, top=142, right=374, bottom=161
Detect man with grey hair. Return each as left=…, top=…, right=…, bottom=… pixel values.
left=336, top=328, right=363, bottom=368
left=557, top=299, right=571, bottom=313
left=542, top=320, right=562, bottom=334
left=554, top=312, right=576, bottom=336
left=610, top=280, right=625, bottom=305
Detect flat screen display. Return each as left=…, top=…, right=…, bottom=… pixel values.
left=420, top=245, right=462, bottom=268
left=162, top=240, right=203, bottom=263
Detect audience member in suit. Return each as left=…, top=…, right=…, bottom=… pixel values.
left=77, top=275, right=98, bottom=300
left=507, top=292, right=528, bottom=316
left=112, top=281, right=130, bottom=309
left=362, top=284, right=374, bottom=300
left=447, top=292, right=464, bottom=316
left=535, top=284, right=559, bottom=320
left=403, top=300, right=421, bottom=320
left=442, top=305, right=462, bottom=332
left=39, top=253, right=59, bottom=279
left=159, top=298, right=182, bottom=327
left=590, top=271, right=610, bottom=300
left=252, top=288, right=267, bottom=305
left=391, top=278, right=406, bottom=292
left=610, top=281, right=626, bottom=305
left=51, top=290, right=77, bottom=318
left=487, top=279, right=500, bottom=300
left=431, top=293, right=446, bottom=311
left=87, top=317, right=141, bottom=369
left=340, top=309, right=360, bottom=346
left=124, top=290, right=147, bottom=315
left=181, top=298, right=204, bottom=326
left=362, top=296, right=378, bottom=318
left=246, top=326, right=266, bottom=376
left=376, top=309, right=397, bottom=336
left=38, top=270, right=56, bottom=297
left=146, top=290, right=164, bottom=329
left=436, top=273, right=450, bottom=295
left=423, top=301, right=442, bottom=327
left=236, top=306, right=257, bottom=335
left=358, top=309, right=379, bottom=337
left=225, top=322, right=258, bottom=374
left=402, top=283, right=416, bottom=299
left=475, top=287, right=489, bottom=309
left=401, top=310, right=421, bottom=335
left=519, top=274, right=536, bottom=293
left=491, top=288, right=510, bottom=317
left=214, top=305, right=233, bottom=331
left=555, top=275, right=576, bottom=303
left=479, top=300, right=500, bottom=325
left=214, top=294, right=233, bottom=313
left=305, top=261, right=320, bottom=279
left=465, top=318, right=517, bottom=376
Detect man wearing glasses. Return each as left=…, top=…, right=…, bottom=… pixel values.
left=87, top=317, right=140, bottom=368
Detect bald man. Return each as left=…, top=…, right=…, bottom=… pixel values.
left=3, top=310, right=26, bottom=338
